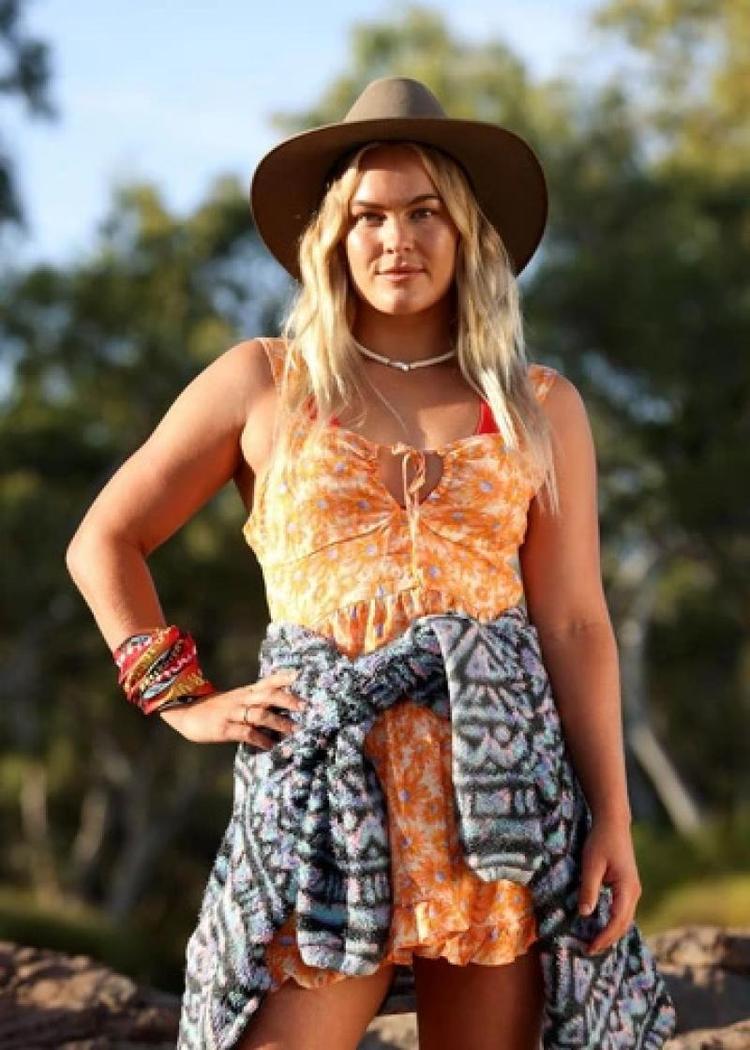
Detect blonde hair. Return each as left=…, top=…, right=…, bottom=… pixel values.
left=261, top=140, right=559, bottom=515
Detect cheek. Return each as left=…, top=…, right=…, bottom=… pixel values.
left=432, top=228, right=459, bottom=275
left=344, top=228, right=370, bottom=270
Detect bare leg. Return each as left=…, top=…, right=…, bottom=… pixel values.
left=233, top=962, right=396, bottom=1050
left=413, top=941, right=545, bottom=1050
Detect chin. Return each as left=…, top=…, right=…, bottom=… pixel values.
left=371, top=294, right=439, bottom=316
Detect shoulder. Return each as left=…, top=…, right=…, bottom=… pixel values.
left=526, top=362, right=593, bottom=463
left=234, top=336, right=289, bottom=388
left=197, top=337, right=284, bottom=410
left=527, top=361, right=563, bottom=402
left=527, top=361, right=586, bottom=418
left=525, top=366, right=595, bottom=503
left=155, top=338, right=287, bottom=440
left=214, top=336, right=281, bottom=382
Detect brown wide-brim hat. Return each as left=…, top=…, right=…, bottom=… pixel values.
left=250, top=76, right=548, bottom=281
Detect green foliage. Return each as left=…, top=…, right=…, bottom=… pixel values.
left=0, top=167, right=287, bottom=920
left=635, top=807, right=750, bottom=930
left=593, top=0, right=750, bottom=177
left=0, top=0, right=58, bottom=230
left=0, top=886, right=175, bottom=984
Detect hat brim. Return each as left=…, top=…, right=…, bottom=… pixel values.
left=249, top=116, right=548, bottom=281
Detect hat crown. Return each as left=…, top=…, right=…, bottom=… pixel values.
left=344, top=77, right=447, bottom=123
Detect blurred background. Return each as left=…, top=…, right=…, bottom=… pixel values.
left=1, top=0, right=748, bottom=995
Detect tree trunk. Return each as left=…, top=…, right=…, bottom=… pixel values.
left=612, top=541, right=704, bottom=833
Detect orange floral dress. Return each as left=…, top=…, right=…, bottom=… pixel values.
left=242, top=340, right=559, bottom=991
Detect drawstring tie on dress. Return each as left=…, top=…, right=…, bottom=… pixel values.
left=391, top=442, right=428, bottom=583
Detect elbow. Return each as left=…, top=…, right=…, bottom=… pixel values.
left=65, top=523, right=121, bottom=584
left=65, top=528, right=97, bottom=584
left=534, top=615, right=615, bottom=653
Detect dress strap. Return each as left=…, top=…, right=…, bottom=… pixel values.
left=529, top=362, right=559, bottom=403
left=258, top=337, right=286, bottom=390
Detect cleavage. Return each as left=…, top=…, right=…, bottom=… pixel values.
left=328, top=387, right=486, bottom=508
left=333, top=399, right=483, bottom=509
left=375, top=446, right=444, bottom=509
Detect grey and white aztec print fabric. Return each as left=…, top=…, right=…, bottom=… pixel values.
left=176, top=603, right=676, bottom=1049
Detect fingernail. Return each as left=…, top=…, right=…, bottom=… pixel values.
left=580, top=903, right=593, bottom=915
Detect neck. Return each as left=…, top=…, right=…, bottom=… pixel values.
left=351, top=302, right=455, bottom=363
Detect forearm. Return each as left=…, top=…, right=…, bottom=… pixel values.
left=535, top=620, right=632, bottom=824
left=66, top=531, right=212, bottom=731
left=66, top=530, right=166, bottom=652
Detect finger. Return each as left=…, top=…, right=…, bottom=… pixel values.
left=247, top=681, right=305, bottom=712
left=578, top=886, right=600, bottom=916
left=256, top=709, right=299, bottom=734
left=586, top=899, right=636, bottom=954
left=578, top=867, right=605, bottom=916
left=587, top=919, right=632, bottom=955
left=265, top=668, right=300, bottom=686
left=243, top=726, right=278, bottom=750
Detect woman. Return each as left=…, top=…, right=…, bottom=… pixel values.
left=66, top=78, right=644, bottom=1050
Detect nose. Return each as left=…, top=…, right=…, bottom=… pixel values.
left=381, top=214, right=415, bottom=254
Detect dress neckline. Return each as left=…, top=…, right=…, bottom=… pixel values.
left=322, top=397, right=499, bottom=456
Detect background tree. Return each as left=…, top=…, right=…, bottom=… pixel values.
left=593, top=0, right=750, bottom=178
left=0, top=174, right=287, bottom=976
left=0, top=0, right=57, bottom=234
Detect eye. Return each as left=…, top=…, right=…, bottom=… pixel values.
left=412, top=207, right=435, bottom=219
left=352, top=211, right=382, bottom=225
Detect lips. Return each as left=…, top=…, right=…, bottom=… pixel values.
left=379, top=268, right=424, bottom=281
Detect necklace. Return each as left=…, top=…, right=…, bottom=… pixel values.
left=353, top=337, right=456, bottom=372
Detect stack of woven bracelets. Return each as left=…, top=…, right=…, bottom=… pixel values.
left=113, top=625, right=216, bottom=716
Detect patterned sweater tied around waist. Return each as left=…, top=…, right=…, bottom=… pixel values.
left=176, top=603, right=677, bottom=1050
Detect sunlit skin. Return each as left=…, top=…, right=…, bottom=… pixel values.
left=342, top=145, right=460, bottom=361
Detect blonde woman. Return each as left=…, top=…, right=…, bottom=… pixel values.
left=67, top=78, right=646, bottom=1050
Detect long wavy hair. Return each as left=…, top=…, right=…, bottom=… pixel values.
left=261, top=140, right=559, bottom=515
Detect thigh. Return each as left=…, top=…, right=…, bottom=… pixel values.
left=234, top=962, right=396, bottom=1050
left=413, top=940, right=545, bottom=1050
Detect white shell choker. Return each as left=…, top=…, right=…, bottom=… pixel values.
left=353, top=338, right=456, bottom=372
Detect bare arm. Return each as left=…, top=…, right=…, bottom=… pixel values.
left=520, top=374, right=631, bottom=825
left=65, top=339, right=268, bottom=647
left=65, top=338, right=303, bottom=743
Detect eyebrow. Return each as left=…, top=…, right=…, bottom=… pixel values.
left=350, top=193, right=442, bottom=209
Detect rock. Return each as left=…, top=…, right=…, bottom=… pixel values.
left=359, top=1015, right=418, bottom=1050
left=0, top=927, right=748, bottom=1048
left=665, top=1018, right=750, bottom=1050
left=651, top=926, right=750, bottom=1035
left=0, top=941, right=178, bottom=1049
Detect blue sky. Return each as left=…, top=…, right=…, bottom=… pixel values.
left=5, top=0, right=623, bottom=269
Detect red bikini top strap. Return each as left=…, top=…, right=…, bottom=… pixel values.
left=476, top=398, right=499, bottom=434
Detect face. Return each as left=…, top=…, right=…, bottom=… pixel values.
left=342, top=145, right=459, bottom=318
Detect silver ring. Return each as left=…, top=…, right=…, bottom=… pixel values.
left=242, top=704, right=251, bottom=725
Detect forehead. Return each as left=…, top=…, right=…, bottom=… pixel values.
left=352, top=145, right=437, bottom=201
